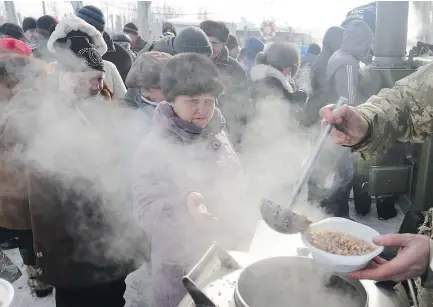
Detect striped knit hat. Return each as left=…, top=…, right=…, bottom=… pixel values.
left=77, top=5, right=106, bottom=32
left=124, top=22, right=139, bottom=35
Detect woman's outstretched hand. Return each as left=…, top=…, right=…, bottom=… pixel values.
left=186, top=192, right=219, bottom=227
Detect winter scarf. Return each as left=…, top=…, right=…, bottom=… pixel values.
left=153, top=102, right=225, bottom=143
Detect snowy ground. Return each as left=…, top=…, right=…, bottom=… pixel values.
left=7, top=200, right=404, bottom=307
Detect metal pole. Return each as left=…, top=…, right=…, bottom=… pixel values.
left=70, top=1, right=84, bottom=14
left=4, top=1, right=18, bottom=24
left=42, top=1, right=46, bottom=15
left=137, top=1, right=151, bottom=42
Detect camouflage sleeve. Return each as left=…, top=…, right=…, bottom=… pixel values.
left=353, top=63, right=433, bottom=159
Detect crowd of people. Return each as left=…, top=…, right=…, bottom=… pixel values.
left=0, top=2, right=432, bottom=307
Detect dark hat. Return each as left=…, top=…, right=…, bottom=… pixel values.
left=226, top=34, right=238, bottom=50
left=22, top=17, right=37, bottom=32
left=173, top=26, right=212, bottom=58
left=77, top=5, right=106, bottom=32
left=112, top=33, right=132, bottom=44
left=0, top=23, right=26, bottom=41
left=200, top=20, right=230, bottom=43
left=123, top=22, right=139, bottom=35
left=36, top=15, right=58, bottom=38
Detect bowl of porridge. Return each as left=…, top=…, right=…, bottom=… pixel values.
left=301, top=217, right=384, bottom=273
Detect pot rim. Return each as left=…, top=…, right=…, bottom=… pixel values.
left=234, top=256, right=369, bottom=307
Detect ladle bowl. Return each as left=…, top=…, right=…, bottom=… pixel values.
left=260, top=198, right=311, bottom=234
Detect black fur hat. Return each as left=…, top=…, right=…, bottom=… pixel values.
left=200, top=20, right=230, bottom=43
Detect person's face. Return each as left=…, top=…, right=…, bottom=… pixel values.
left=230, top=47, right=241, bottom=59
left=171, top=93, right=216, bottom=129
left=74, top=71, right=104, bottom=97
left=208, top=36, right=224, bottom=60
left=141, top=88, right=164, bottom=103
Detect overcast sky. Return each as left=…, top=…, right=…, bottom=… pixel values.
left=12, top=0, right=421, bottom=39
left=14, top=0, right=368, bottom=28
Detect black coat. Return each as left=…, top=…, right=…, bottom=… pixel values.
left=213, top=47, right=251, bottom=146
left=102, top=33, right=133, bottom=83
left=131, top=36, right=146, bottom=54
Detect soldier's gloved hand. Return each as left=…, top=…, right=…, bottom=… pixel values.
left=319, top=104, right=369, bottom=146
left=347, top=234, right=430, bottom=281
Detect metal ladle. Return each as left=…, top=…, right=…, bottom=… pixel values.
left=260, top=96, right=348, bottom=234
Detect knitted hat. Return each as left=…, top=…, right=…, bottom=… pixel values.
left=173, top=26, right=212, bottom=58
left=200, top=20, right=230, bottom=43
left=123, top=22, right=139, bottom=35
left=125, top=51, right=173, bottom=89
left=22, top=17, right=37, bottom=32
left=47, top=16, right=107, bottom=72
left=0, top=23, right=26, bottom=41
left=0, top=38, right=32, bottom=55
left=36, top=15, right=59, bottom=38
left=77, top=5, right=106, bottom=32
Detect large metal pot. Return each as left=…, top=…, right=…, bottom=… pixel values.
left=179, top=244, right=409, bottom=307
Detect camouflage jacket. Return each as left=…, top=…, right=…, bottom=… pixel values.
left=354, top=62, right=433, bottom=160
left=352, top=62, right=433, bottom=291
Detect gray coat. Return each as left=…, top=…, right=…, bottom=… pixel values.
left=326, top=20, right=374, bottom=106
left=132, top=103, right=253, bottom=307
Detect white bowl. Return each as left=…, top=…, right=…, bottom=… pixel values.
left=301, top=217, right=384, bottom=273
left=0, top=278, right=14, bottom=307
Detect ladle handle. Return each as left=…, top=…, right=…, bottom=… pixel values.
left=286, top=96, right=348, bottom=209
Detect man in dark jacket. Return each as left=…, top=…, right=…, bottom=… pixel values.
left=200, top=20, right=251, bottom=149
left=77, top=5, right=133, bottom=83
left=123, top=22, right=146, bottom=54
left=324, top=20, right=374, bottom=219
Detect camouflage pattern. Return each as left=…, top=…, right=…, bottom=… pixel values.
left=355, top=62, right=433, bottom=160
left=352, top=63, right=433, bottom=298
left=416, top=208, right=433, bottom=305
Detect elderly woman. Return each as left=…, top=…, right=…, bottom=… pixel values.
left=133, top=53, right=255, bottom=307
left=123, top=51, right=172, bottom=118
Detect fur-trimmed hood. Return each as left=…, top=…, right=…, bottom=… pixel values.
left=47, top=16, right=108, bottom=56
left=250, top=64, right=293, bottom=93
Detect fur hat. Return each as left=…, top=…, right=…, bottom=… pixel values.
left=200, top=20, right=230, bottom=43
left=47, top=16, right=107, bottom=72
left=125, top=51, right=172, bottom=89
left=161, top=53, right=224, bottom=102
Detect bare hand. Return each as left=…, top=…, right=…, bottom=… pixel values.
left=186, top=192, right=219, bottom=226
left=347, top=234, right=430, bottom=281
left=319, top=104, right=369, bottom=146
